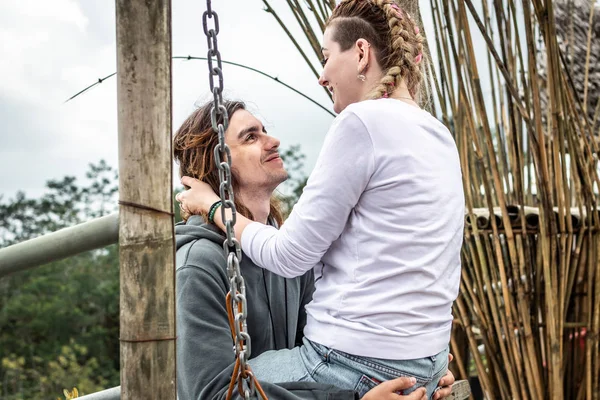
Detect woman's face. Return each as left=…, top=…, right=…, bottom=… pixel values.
left=318, top=26, right=366, bottom=114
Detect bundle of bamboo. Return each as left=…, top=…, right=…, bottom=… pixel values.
left=264, top=0, right=599, bottom=398
left=429, top=0, right=600, bottom=397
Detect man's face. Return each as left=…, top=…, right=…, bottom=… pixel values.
left=225, top=109, right=288, bottom=193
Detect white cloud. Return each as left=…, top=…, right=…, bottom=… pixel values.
left=0, top=0, right=90, bottom=102
left=2, top=0, right=88, bottom=30
left=0, top=0, right=116, bottom=198
left=1, top=0, right=462, bottom=201
left=0, top=0, right=336, bottom=200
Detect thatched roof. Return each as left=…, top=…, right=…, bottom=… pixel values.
left=539, top=0, right=599, bottom=127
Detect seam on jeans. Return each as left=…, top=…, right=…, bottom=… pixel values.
left=431, top=351, right=449, bottom=378
left=429, top=352, right=439, bottom=377
left=307, top=338, right=327, bottom=359
left=354, top=375, right=379, bottom=398
left=309, top=361, right=327, bottom=378
left=429, top=347, right=449, bottom=378
left=297, top=372, right=311, bottom=382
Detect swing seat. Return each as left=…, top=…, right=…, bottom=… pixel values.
left=448, top=379, right=471, bottom=400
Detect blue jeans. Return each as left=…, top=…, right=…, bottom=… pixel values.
left=249, top=337, right=449, bottom=399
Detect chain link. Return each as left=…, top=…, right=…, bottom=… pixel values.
left=203, top=1, right=256, bottom=398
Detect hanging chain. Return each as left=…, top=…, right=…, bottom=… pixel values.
left=203, top=2, right=256, bottom=399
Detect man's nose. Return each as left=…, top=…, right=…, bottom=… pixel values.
left=266, top=135, right=280, bottom=150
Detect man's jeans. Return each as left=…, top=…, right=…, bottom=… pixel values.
left=249, top=337, right=449, bottom=399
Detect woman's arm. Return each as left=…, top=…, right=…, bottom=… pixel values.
left=179, top=111, right=374, bottom=278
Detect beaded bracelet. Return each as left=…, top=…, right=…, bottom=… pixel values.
left=208, top=200, right=223, bottom=224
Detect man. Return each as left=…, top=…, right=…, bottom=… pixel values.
left=173, top=100, right=458, bottom=400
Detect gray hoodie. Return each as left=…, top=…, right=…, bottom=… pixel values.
left=176, top=216, right=357, bottom=400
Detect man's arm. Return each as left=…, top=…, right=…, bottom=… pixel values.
left=176, top=262, right=234, bottom=400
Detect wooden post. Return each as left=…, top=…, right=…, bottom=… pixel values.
left=115, top=1, right=175, bottom=399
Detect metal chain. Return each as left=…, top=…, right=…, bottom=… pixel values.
left=203, top=1, right=255, bottom=398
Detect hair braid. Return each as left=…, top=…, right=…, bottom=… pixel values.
left=330, top=0, right=425, bottom=101
left=369, top=0, right=424, bottom=99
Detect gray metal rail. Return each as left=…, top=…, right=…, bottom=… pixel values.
left=0, top=213, right=119, bottom=278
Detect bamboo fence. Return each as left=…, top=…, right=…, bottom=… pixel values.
left=430, top=0, right=600, bottom=398
left=265, top=0, right=600, bottom=398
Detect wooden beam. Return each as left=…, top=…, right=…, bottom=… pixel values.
left=115, top=0, right=175, bottom=399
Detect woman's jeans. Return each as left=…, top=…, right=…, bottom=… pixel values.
left=249, top=337, right=449, bottom=399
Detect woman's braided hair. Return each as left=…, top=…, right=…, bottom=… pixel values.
left=328, top=0, right=425, bottom=100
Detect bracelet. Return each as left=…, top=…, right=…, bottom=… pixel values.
left=208, top=200, right=223, bottom=224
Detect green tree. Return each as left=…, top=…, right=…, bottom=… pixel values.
left=0, top=147, right=308, bottom=399
left=0, top=161, right=119, bottom=400
left=0, top=160, right=118, bottom=247
left=276, top=144, right=308, bottom=217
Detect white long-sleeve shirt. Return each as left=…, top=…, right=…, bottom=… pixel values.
left=242, top=98, right=465, bottom=360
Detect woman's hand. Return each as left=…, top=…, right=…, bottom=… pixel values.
left=177, top=176, right=253, bottom=241
left=361, top=377, right=426, bottom=400
left=176, top=176, right=220, bottom=216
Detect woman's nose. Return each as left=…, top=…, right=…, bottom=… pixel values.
left=318, top=74, right=328, bottom=87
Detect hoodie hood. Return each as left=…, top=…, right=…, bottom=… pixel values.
left=175, top=215, right=224, bottom=250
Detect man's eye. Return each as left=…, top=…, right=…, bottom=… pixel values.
left=246, top=134, right=256, bottom=141
left=320, top=57, right=328, bottom=67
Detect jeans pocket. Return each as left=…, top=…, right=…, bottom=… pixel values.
left=354, top=375, right=379, bottom=399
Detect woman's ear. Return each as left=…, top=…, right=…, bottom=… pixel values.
left=356, top=39, right=371, bottom=74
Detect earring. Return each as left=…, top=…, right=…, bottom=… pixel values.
left=358, top=61, right=368, bottom=82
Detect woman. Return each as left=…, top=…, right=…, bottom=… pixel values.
left=177, top=0, right=465, bottom=398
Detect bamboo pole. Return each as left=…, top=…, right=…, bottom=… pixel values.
left=287, top=0, right=322, bottom=60
left=262, top=0, right=331, bottom=102
left=262, top=0, right=321, bottom=80
left=115, top=1, right=176, bottom=399
left=437, top=0, right=598, bottom=396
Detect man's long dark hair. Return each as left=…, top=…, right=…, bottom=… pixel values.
left=173, top=100, right=284, bottom=226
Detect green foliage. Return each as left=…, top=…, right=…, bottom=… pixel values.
left=3, top=340, right=109, bottom=400
left=277, top=144, right=308, bottom=217
left=173, top=188, right=184, bottom=224
left=0, top=161, right=119, bottom=400
left=0, top=160, right=118, bottom=246
left=0, top=147, right=308, bottom=399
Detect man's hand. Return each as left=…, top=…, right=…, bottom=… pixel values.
left=176, top=176, right=220, bottom=216
left=361, top=377, right=427, bottom=400
left=433, top=353, right=456, bottom=400
left=361, top=353, right=457, bottom=400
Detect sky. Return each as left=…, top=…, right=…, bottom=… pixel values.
left=0, top=0, right=451, bottom=201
